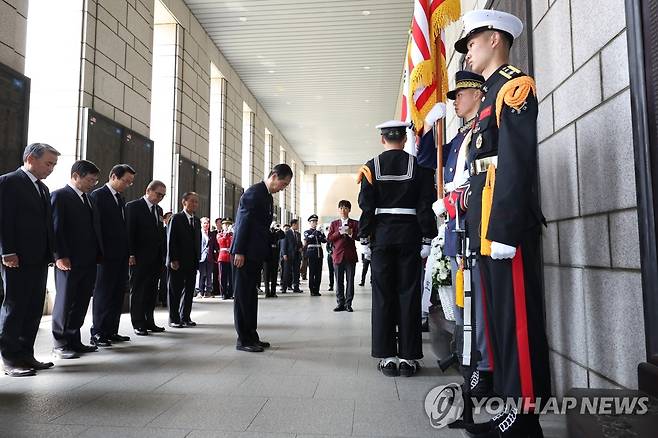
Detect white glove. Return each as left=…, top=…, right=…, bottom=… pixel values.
left=425, top=102, right=446, bottom=125
left=432, top=199, right=446, bottom=216
left=490, top=241, right=516, bottom=260
left=363, top=246, right=372, bottom=258
left=420, top=244, right=431, bottom=259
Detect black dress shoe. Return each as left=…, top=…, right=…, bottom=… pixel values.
left=72, top=344, right=98, bottom=353
left=110, top=334, right=131, bottom=342
left=134, top=328, right=149, bottom=336
left=328, top=287, right=333, bottom=291
left=346, top=306, right=354, bottom=312
left=333, top=305, right=345, bottom=312
left=257, top=341, right=271, bottom=348
left=90, top=335, right=112, bottom=347
left=236, top=344, right=264, bottom=353
left=399, top=359, right=420, bottom=377
left=23, top=357, right=54, bottom=369
left=169, top=322, right=184, bottom=328
left=358, top=283, right=365, bottom=287
left=146, top=325, right=166, bottom=332
left=52, top=347, right=80, bottom=360
left=377, top=359, right=398, bottom=377
left=3, top=366, right=36, bottom=377
left=182, top=320, right=197, bottom=327
left=293, top=289, right=303, bottom=293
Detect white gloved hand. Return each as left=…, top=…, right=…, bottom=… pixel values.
left=432, top=199, right=446, bottom=216
left=363, top=246, right=372, bottom=258
left=490, top=241, right=516, bottom=260
left=420, top=244, right=431, bottom=259
left=425, top=102, right=447, bottom=125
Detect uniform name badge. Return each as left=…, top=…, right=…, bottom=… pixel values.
left=476, top=134, right=483, bottom=149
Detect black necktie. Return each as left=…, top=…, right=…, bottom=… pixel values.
left=82, top=193, right=91, bottom=210
left=189, top=217, right=194, bottom=229
left=115, top=193, right=125, bottom=218
left=36, top=180, right=48, bottom=209
left=151, top=205, right=158, bottom=224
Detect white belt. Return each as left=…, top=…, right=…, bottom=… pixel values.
left=307, top=244, right=322, bottom=248
left=470, top=156, right=498, bottom=176
left=375, top=208, right=417, bottom=215
left=220, top=248, right=229, bottom=252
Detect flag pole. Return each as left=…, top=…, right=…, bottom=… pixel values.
left=435, top=36, right=444, bottom=199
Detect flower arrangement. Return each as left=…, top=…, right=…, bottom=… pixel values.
left=431, top=226, right=452, bottom=289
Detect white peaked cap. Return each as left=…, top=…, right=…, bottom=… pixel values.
left=454, top=9, right=523, bottom=53
left=375, top=120, right=411, bottom=130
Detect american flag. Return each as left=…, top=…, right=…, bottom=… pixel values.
left=404, top=0, right=460, bottom=135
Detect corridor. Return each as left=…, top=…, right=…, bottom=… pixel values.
left=0, top=275, right=565, bottom=437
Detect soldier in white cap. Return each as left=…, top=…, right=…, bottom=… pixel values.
left=357, top=120, right=437, bottom=377
left=454, top=9, right=550, bottom=438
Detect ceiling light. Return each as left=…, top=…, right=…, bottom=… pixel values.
left=286, top=101, right=291, bottom=105
left=268, top=70, right=275, bottom=73
left=239, top=16, right=247, bottom=22
left=257, top=55, right=264, bottom=59
left=365, top=99, right=370, bottom=103
left=363, top=66, right=371, bottom=70
left=362, top=10, right=371, bottom=16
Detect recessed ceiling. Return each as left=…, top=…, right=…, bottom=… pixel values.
left=183, top=0, right=413, bottom=165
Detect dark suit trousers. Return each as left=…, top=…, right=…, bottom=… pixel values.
left=263, top=259, right=278, bottom=296
left=308, top=256, right=323, bottom=294
left=92, top=259, right=129, bottom=337
left=327, top=254, right=334, bottom=288
left=129, top=262, right=161, bottom=329
left=0, top=264, right=48, bottom=363
left=212, top=263, right=220, bottom=295
left=168, top=267, right=195, bottom=323
left=371, top=243, right=422, bottom=360
left=197, top=259, right=214, bottom=293
left=334, top=261, right=355, bottom=307
left=219, top=262, right=233, bottom=298
left=280, top=258, right=292, bottom=291
left=53, top=265, right=96, bottom=348
left=233, top=258, right=263, bottom=346
left=292, top=254, right=301, bottom=289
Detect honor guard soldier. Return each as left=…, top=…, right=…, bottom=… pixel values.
left=357, top=120, right=437, bottom=378
left=303, top=214, right=326, bottom=296
left=455, top=9, right=551, bottom=437
left=418, top=71, right=494, bottom=398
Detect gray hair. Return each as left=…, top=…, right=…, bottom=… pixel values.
left=23, top=143, right=60, bottom=162
left=147, top=180, right=166, bottom=191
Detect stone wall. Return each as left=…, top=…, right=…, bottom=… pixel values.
left=0, top=0, right=27, bottom=73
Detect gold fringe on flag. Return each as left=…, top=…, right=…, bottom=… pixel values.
left=430, top=0, right=462, bottom=41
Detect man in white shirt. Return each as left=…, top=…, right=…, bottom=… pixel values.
left=0, top=143, right=60, bottom=376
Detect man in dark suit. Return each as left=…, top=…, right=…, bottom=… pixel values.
left=327, top=200, right=359, bottom=312
left=232, top=164, right=292, bottom=352
left=167, top=192, right=202, bottom=327
left=89, top=164, right=135, bottom=347
left=51, top=160, right=103, bottom=359
left=0, top=143, right=59, bottom=376
left=280, top=221, right=297, bottom=294
left=126, top=180, right=167, bottom=336
left=196, top=217, right=217, bottom=298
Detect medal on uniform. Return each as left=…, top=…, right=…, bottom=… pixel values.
left=476, top=134, right=483, bottom=149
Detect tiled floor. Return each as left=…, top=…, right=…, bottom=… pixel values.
left=0, top=270, right=567, bottom=437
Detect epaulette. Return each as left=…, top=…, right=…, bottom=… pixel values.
left=356, top=164, right=373, bottom=185
left=495, top=75, right=537, bottom=127
left=498, top=64, right=522, bottom=80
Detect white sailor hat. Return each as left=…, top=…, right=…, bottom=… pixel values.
left=454, top=9, right=523, bottom=54
left=375, top=120, right=411, bottom=133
